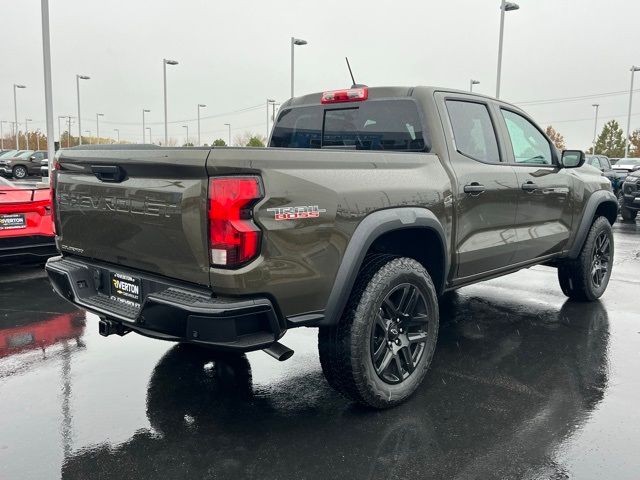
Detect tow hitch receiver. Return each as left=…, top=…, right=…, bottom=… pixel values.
left=98, top=318, right=130, bottom=337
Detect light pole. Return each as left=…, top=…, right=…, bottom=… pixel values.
left=25, top=118, right=32, bottom=149
left=197, top=104, right=206, bottom=146
left=182, top=125, right=189, bottom=146
left=67, top=116, right=72, bottom=147
left=76, top=74, right=90, bottom=144
left=13, top=84, right=26, bottom=149
left=592, top=103, right=600, bottom=154
left=470, top=79, right=480, bottom=92
left=495, top=1, right=519, bottom=99
left=163, top=58, right=179, bottom=146
left=96, top=113, right=104, bottom=144
left=114, top=128, right=120, bottom=143
left=290, top=37, right=307, bottom=98
left=624, top=66, right=640, bottom=159
left=142, top=109, right=150, bottom=143
left=224, top=123, right=231, bottom=146
left=147, top=127, right=152, bottom=144
left=266, top=99, right=275, bottom=139
left=40, top=0, right=56, bottom=173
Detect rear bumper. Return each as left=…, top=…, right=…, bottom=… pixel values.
left=0, top=235, right=57, bottom=262
left=621, top=182, right=640, bottom=210
left=45, top=256, right=286, bottom=351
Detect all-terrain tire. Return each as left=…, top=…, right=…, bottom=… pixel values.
left=318, top=256, right=439, bottom=409
left=557, top=216, right=613, bottom=301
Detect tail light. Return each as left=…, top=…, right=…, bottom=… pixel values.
left=321, top=87, right=368, bottom=104
left=208, top=176, right=263, bottom=267
left=50, top=158, right=59, bottom=234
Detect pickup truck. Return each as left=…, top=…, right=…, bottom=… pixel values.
left=45, top=86, right=618, bottom=408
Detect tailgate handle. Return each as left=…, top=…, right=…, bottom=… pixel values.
left=91, top=165, right=126, bottom=183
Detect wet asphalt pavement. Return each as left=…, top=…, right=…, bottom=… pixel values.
left=1, top=222, right=639, bottom=480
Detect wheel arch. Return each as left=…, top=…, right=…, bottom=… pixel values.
left=568, top=190, right=617, bottom=260
left=320, top=208, right=449, bottom=326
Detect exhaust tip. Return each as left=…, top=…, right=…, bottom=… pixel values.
left=263, top=341, right=294, bottom=362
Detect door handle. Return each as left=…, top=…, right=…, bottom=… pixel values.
left=91, top=165, right=126, bottom=183
left=521, top=181, right=538, bottom=192
left=463, top=183, right=486, bottom=195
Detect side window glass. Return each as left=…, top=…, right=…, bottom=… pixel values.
left=445, top=100, right=500, bottom=163
left=601, top=157, right=611, bottom=170
left=501, top=110, right=552, bottom=165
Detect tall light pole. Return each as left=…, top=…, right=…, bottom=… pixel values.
left=25, top=118, right=32, bottom=149
left=57, top=115, right=65, bottom=143
left=290, top=37, right=307, bottom=98
left=625, top=66, right=640, bottom=159
left=114, top=128, right=120, bottom=143
left=266, top=99, right=275, bottom=139
left=224, top=123, right=231, bottom=146
left=197, top=104, right=206, bottom=146
left=592, top=103, right=600, bottom=154
left=76, top=74, right=90, bottom=144
left=142, top=108, right=150, bottom=143
left=40, top=0, right=55, bottom=172
left=163, top=58, right=178, bottom=146
left=96, top=113, right=104, bottom=144
left=183, top=125, right=189, bottom=146
left=13, top=84, right=26, bottom=149
left=470, top=79, right=480, bottom=92
left=147, top=127, right=152, bottom=144
left=495, top=1, right=519, bottom=99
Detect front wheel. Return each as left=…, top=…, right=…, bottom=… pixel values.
left=12, top=165, right=28, bottom=179
left=318, top=256, right=439, bottom=409
left=558, top=216, right=613, bottom=301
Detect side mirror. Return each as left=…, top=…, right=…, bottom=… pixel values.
left=560, top=150, right=585, bottom=168
left=29, top=155, right=36, bottom=161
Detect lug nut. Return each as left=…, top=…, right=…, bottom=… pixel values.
left=395, top=339, right=401, bottom=345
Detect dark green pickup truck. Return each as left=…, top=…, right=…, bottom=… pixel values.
left=46, top=86, right=617, bottom=408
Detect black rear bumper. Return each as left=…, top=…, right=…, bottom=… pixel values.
left=0, top=235, right=57, bottom=262
left=45, top=256, right=285, bottom=351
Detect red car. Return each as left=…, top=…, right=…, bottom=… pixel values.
left=0, top=177, right=56, bottom=262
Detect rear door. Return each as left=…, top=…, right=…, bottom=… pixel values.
left=436, top=94, right=519, bottom=279
left=496, top=108, right=573, bottom=262
left=54, top=148, right=211, bottom=286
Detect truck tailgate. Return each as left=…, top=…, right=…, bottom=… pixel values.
left=54, top=147, right=210, bottom=286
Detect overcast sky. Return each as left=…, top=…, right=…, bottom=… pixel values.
left=1, top=0, right=639, bottom=147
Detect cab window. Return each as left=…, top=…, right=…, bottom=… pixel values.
left=445, top=100, right=500, bottom=163
left=501, top=110, right=552, bottom=165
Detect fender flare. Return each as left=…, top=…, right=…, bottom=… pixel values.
left=320, top=207, right=449, bottom=326
left=567, top=190, right=617, bottom=259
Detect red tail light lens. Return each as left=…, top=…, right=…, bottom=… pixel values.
left=208, top=176, right=263, bottom=267
left=321, top=87, right=368, bottom=104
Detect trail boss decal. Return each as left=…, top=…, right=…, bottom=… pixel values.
left=267, top=205, right=327, bottom=221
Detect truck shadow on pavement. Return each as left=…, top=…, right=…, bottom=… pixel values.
left=61, top=294, right=610, bottom=480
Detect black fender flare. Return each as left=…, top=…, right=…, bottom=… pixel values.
left=320, top=208, right=449, bottom=326
left=567, top=190, right=617, bottom=259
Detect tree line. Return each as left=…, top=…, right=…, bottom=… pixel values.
left=546, top=121, right=640, bottom=158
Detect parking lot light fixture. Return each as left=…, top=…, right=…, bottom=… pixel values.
left=76, top=75, right=90, bottom=145
left=470, top=79, right=480, bottom=92
left=592, top=104, right=600, bottom=154
left=290, top=37, right=308, bottom=98
left=142, top=109, right=150, bottom=143
left=224, top=123, right=231, bottom=146
left=13, top=84, right=26, bottom=149
left=625, top=66, right=640, bottom=158
left=25, top=118, right=32, bottom=149
left=495, top=1, right=519, bottom=99
left=96, top=113, right=104, bottom=144
left=114, top=128, right=120, bottom=143
left=197, top=104, right=206, bottom=146
left=163, top=59, right=179, bottom=146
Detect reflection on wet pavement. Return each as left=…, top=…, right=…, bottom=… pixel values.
left=1, top=222, right=639, bottom=480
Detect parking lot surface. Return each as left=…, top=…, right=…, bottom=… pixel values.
left=1, top=222, right=639, bottom=480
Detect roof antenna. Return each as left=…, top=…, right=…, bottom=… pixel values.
left=345, top=57, right=367, bottom=88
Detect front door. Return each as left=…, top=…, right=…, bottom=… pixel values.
left=497, top=108, right=573, bottom=263
left=437, top=95, right=519, bottom=279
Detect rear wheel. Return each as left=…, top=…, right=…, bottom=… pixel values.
left=318, top=256, right=439, bottom=409
left=619, top=191, right=637, bottom=222
left=558, top=216, right=613, bottom=301
left=12, top=165, right=27, bottom=179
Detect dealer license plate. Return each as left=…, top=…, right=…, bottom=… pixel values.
left=110, top=272, right=142, bottom=308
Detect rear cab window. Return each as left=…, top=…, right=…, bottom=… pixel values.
left=270, top=99, right=426, bottom=152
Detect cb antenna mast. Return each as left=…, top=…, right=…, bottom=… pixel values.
left=345, top=57, right=356, bottom=87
